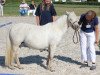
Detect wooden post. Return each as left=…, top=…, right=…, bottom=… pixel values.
left=0, top=0, right=6, bottom=16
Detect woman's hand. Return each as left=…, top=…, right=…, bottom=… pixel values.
left=95, top=40, right=99, bottom=46
left=95, top=25, right=99, bottom=46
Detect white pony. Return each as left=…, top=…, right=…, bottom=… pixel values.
left=5, top=11, right=79, bottom=71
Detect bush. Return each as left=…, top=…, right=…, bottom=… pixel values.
left=87, top=0, right=98, bottom=2
left=6, top=0, right=19, bottom=3
left=53, top=2, right=100, bottom=5
left=6, top=0, right=41, bottom=3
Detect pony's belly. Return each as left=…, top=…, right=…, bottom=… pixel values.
left=25, top=41, right=48, bottom=50
left=33, top=45, right=48, bottom=50
left=24, top=34, right=49, bottom=49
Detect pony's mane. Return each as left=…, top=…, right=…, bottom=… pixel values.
left=42, top=15, right=67, bottom=27
left=56, top=15, right=67, bottom=22
left=54, top=15, right=67, bottom=25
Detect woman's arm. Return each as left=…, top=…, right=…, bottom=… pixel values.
left=36, top=16, right=40, bottom=25
left=78, top=14, right=84, bottom=25
left=35, top=4, right=41, bottom=25
left=52, top=16, right=57, bottom=22
left=95, top=25, right=99, bottom=45
left=51, top=4, right=57, bottom=22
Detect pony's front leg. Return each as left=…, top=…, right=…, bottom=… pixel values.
left=47, top=44, right=56, bottom=72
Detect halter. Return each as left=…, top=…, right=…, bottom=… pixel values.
left=66, top=13, right=78, bottom=29
left=66, top=13, right=80, bottom=44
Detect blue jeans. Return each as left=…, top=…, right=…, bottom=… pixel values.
left=19, top=9, right=28, bottom=16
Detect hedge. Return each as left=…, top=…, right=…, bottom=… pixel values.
left=53, top=2, right=100, bottom=5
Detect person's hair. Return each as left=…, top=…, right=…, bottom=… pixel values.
left=0, top=0, right=6, bottom=5
left=85, top=10, right=96, bottom=19
left=41, top=0, right=52, bottom=11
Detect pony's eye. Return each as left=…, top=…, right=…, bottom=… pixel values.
left=70, top=19, right=72, bottom=21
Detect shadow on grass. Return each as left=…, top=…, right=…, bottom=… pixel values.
left=0, top=55, right=84, bottom=69
left=20, top=55, right=47, bottom=69
left=0, top=56, right=5, bottom=66
left=0, top=55, right=47, bottom=69
left=54, top=55, right=82, bottom=65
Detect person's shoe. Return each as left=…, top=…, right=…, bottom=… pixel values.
left=80, top=61, right=88, bottom=68
left=90, top=63, right=96, bottom=70
left=84, top=61, right=88, bottom=66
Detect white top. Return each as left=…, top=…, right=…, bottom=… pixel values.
left=19, top=3, right=29, bottom=10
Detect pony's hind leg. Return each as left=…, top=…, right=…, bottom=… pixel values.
left=12, top=45, right=23, bottom=69
left=6, top=47, right=16, bottom=70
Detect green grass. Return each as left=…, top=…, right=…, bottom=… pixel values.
left=55, top=4, right=100, bottom=16
left=3, top=2, right=100, bottom=16
left=4, top=2, right=20, bottom=16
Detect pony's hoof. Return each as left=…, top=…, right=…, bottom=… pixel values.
left=40, top=49, right=44, bottom=52
left=50, top=69, right=55, bottom=72
left=8, top=66, right=15, bottom=70
left=40, top=50, right=43, bottom=52
left=47, top=67, right=55, bottom=72
left=18, top=66, right=24, bottom=69
left=40, top=49, right=48, bottom=52
left=14, top=65, right=24, bottom=69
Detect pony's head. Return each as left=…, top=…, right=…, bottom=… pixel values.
left=66, top=11, right=79, bottom=30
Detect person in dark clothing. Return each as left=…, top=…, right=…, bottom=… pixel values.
left=29, top=3, right=36, bottom=9
left=78, top=10, right=99, bottom=70
left=28, top=1, right=36, bottom=16
left=35, top=0, right=57, bottom=25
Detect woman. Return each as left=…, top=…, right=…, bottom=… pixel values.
left=78, top=10, right=99, bottom=70
left=27, top=1, right=36, bottom=16
left=19, top=1, right=29, bottom=16
left=35, top=0, right=57, bottom=25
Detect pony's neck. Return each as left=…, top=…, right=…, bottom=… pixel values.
left=55, top=15, right=68, bottom=31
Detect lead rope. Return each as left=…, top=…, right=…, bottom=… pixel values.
left=73, top=28, right=80, bottom=44
left=66, top=13, right=80, bottom=44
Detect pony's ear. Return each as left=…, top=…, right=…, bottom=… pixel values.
left=66, top=11, right=70, bottom=15
left=72, top=11, right=75, bottom=14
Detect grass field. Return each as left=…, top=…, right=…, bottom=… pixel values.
left=3, top=2, right=100, bottom=16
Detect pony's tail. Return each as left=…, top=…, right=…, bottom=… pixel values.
left=5, top=29, right=13, bottom=67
